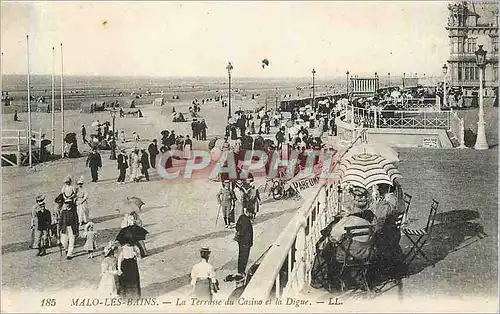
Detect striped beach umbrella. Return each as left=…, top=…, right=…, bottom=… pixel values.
left=342, top=143, right=400, bottom=165
left=338, top=153, right=402, bottom=189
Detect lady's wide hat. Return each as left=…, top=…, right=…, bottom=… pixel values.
left=63, top=175, right=72, bottom=184
left=36, top=194, right=46, bottom=204
left=200, top=247, right=211, bottom=254
left=85, top=221, right=94, bottom=231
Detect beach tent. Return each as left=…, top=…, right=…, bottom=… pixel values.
left=94, top=101, right=105, bottom=112
left=153, top=98, right=165, bottom=106
left=80, top=101, right=96, bottom=113
left=80, top=100, right=105, bottom=113
left=36, top=103, right=50, bottom=113
left=126, top=99, right=137, bottom=108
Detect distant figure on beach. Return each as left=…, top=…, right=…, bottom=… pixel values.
left=81, top=125, right=87, bottom=144
left=133, top=132, right=140, bottom=142
left=13, top=110, right=18, bottom=122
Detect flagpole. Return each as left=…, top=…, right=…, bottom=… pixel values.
left=60, top=43, right=64, bottom=158
left=27, top=35, right=32, bottom=167
left=51, top=47, right=55, bottom=155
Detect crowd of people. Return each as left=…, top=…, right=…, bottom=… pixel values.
left=26, top=91, right=377, bottom=302
left=30, top=173, right=148, bottom=298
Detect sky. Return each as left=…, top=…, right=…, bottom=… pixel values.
left=1, top=1, right=450, bottom=78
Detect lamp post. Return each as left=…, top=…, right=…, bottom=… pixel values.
left=226, top=62, right=233, bottom=120
left=346, top=70, right=350, bottom=99
left=374, top=72, right=379, bottom=91
left=474, top=45, right=489, bottom=150
left=441, top=64, right=448, bottom=111
left=312, top=68, right=316, bottom=107
left=388, top=72, right=391, bottom=87
left=275, top=87, right=278, bottom=111
left=403, top=72, right=406, bottom=89
left=109, top=108, right=118, bottom=160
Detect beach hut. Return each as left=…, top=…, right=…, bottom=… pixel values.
left=153, top=98, right=165, bottom=106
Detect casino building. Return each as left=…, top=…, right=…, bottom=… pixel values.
left=446, top=1, right=498, bottom=100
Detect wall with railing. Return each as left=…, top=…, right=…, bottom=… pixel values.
left=240, top=180, right=338, bottom=300
left=1, top=128, right=44, bottom=167
left=240, top=131, right=370, bottom=300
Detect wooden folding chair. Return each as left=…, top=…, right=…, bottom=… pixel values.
left=337, top=225, right=376, bottom=292
left=403, top=199, right=439, bottom=266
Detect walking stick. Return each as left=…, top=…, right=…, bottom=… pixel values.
left=215, top=204, right=221, bottom=226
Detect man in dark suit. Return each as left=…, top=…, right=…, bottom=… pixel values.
left=116, top=149, right=128, bottom=184
left=235, top=208, right=253, bottom=275
left=148, top=139, right=159, bottom=169
left=86, top=148, right=102, bottom=182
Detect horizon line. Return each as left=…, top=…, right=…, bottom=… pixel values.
left=1, top=73, right=439, bottom=79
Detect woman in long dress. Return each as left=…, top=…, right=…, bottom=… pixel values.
left=183, top=136, right=193, bottom=159
left=76, top=178, right=90, bottom=226
left=117, top=243, right=142, bottom=298
left=98, top=241, right=119, bottom=297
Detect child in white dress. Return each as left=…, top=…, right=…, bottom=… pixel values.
left=98, top=241, right=119, bottom=297
left=83, top=222, right=97, bottom=258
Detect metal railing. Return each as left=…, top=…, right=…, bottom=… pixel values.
left=350, top=106, right=451, bottom=130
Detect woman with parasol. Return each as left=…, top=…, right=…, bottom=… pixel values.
left=117, top=197, right=148, bottom=257
left=116, top=222, right=143, bottom=299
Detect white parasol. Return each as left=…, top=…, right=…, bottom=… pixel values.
left=338, top=153, right=402, bottom=189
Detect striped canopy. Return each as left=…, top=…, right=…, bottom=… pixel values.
left=338, top=153, right=402, bottom=189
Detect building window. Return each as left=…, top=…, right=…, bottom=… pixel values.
left=492, top=37, right=498, bottom=53
left=466, top=37, right=477, bottom=53
left=494, top=66, right=498, bottom=82
left=457, top=63, right=463, bottom=80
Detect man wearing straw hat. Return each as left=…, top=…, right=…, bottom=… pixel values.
left=60, top=175, right=78, bottom=259
left=190, top=247, right=219, bottom=301
left=31, top=195, right=51, bottom=256
left=216, top=181, right=234, bottom=228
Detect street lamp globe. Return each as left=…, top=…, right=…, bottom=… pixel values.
left=475, top=45, right=487, bottom=68
left=442, top=64, right=448, bottom=75
left=226, top=62, right=233, bottom=73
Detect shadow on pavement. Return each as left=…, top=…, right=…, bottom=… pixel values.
left=404, top=211, right=486, bottom=277
left=2, top=241, right=32, bottom=255
left=92, top=205, right=163, bottom=224
left=142, top=257, right=239, bottom=298
left=147, top=207, right=297, bottom=257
